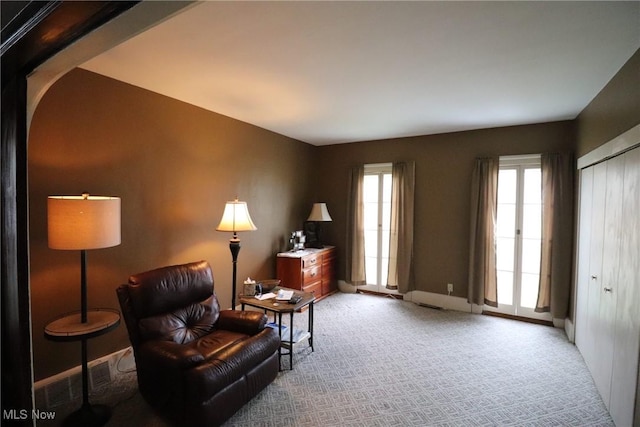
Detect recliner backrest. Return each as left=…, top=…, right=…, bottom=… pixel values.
left=121, top=260, right=221, bottom=345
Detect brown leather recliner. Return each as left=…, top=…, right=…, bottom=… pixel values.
left=116, top=260, right=280, bottom=426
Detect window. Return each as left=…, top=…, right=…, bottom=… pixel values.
left=491, top=154, right=549, bottom=320
left=363, top=163, right=392, bottom=291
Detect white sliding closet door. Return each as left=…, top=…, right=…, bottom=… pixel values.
left=575, top=144, right=640, bottom=427
left=574, top=167, right=593, bottom=364
left=595, top=154, right=625, bottom=406
left=609, top=147, right=640, bottom=427
left=581, top=162, right=607, bottom=381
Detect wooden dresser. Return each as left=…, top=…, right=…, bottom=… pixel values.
left=276, top=246, right=336, bottom=301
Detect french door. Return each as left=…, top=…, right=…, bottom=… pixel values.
left=486, top=155, right=550, bottom=321
left=362, top=163, right=395, bottom=293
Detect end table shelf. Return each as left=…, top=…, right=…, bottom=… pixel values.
left=45, top=308, right=120, bottom=341
left=280, top=329, right=311, bottom=349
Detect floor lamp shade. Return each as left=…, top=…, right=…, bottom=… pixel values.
left=216, top=199, right=257, bottom=236
left=48, top=195, right=121, bottom=250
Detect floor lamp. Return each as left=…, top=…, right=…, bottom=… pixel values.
left=216, top=198, right=257, bottom=310
left=46, top=194, right=121, bottom=427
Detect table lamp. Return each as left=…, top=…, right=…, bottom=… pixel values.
left=47, top=193, right=121, bottom=427
left=216, top=198, right=257, bottom=310
left=306, top=202, right=332, bottom=248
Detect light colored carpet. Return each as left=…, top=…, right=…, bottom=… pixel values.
left=40, top=292, right=614, bottom=426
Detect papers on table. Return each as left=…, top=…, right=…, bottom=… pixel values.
left=276, top=289, right=294, bottom=300
left=255, top=292, right=276, bottom=300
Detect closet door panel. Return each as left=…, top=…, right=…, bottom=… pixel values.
left=610, top=147, right=640, bottom=427
left=585, top=162, right=607, bottom=383
left=594, top=155, right=625, bottom=406
left=575, top=167, right=594, bottom=361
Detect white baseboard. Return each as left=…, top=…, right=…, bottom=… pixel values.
left=563, top=317, right=575, bottom=342
left=338, top=283, right=478, bottom=313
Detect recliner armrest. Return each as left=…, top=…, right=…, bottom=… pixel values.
left=217, top=310, right=267, bottom=335
left=139, top=340, right=205, bottom=370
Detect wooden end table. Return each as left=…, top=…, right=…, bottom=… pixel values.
left=239, top=288, right=314, bottom=370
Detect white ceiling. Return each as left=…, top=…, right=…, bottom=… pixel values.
left=80, top=1, right=640, bottom=146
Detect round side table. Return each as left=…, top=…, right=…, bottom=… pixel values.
left=44, top=308, right=120, bottom=427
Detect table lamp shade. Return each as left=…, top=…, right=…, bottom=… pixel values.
left=216, top=199, right=257, bottom=233
left=48, top=195, right=121, bottom=250
left=307, top=203, right=332, bottom=222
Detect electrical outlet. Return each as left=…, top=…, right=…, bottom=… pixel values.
left=447, top=283, right=454, bottom=293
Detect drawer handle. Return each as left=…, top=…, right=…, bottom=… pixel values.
left=310, top=271, right=317, bottom=277
left=591, top=275, right=598, bottom=280
left=603, top=287, right=613, bottom=293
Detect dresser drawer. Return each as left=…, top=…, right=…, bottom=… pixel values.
left=302, top=266, right=321, bottom=285
left=302, top=254, right=320, bottom=268
left=303, top=280, right=322, bottom=296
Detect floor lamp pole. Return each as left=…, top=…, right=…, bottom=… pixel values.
left=229, top=236, right=241, bottom=310
left=80, top=249, right=89, bottom=407
left=64, top=249, right=110, bottom=427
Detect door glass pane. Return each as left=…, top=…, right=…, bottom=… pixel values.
left=364, top=230, right=378, bottom=258
left=496, top=237, right=515, bottom=271
left=381, top=257, right=389, bottom=286
left=382, top=174, right=392, bottom=202
left=498, top=169, right=517, bottom=203
left=381, top=226, right=390, bottom=259
left=521, top=238, right=541, bottom=274
left=363, top=175, right=378, bottom=202
left=497, top=270, right=513, bottom=305
left=496, top=204, right=516, bottom=238
left=522, top=204, right=541, bottom=238
left=365, top=257, right=377, bottom=285
left=520, top=272, right=540, bottom=308
left=363, top=202, right=378, bottom=230
left=381, top=201, right=391, bottom=231
left=523, top=168, right=541, bottom=204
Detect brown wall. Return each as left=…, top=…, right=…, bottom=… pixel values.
left=577, top=48, right=640, bottom=157
left=28, top=69, right=315, bottom=380
left=316, top=121, right=576, bottom=296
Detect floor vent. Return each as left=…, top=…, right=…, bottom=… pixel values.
left=44, top=377, right=72, bottom=408
left=35, top=347, right=133, bottom=410
left=69, top=372, right=82, bottom=399
left=417, top=302, right=442, bottom=310
left=90, top=361, right=112, bottom=390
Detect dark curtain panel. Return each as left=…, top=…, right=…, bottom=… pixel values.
left=345, top=165, right=366, bottom=286
left=387, top=161, right=415, bottom=293
left=536, top=152, right=574, bottom=317
left=467, top=157, right=499, bottom=307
